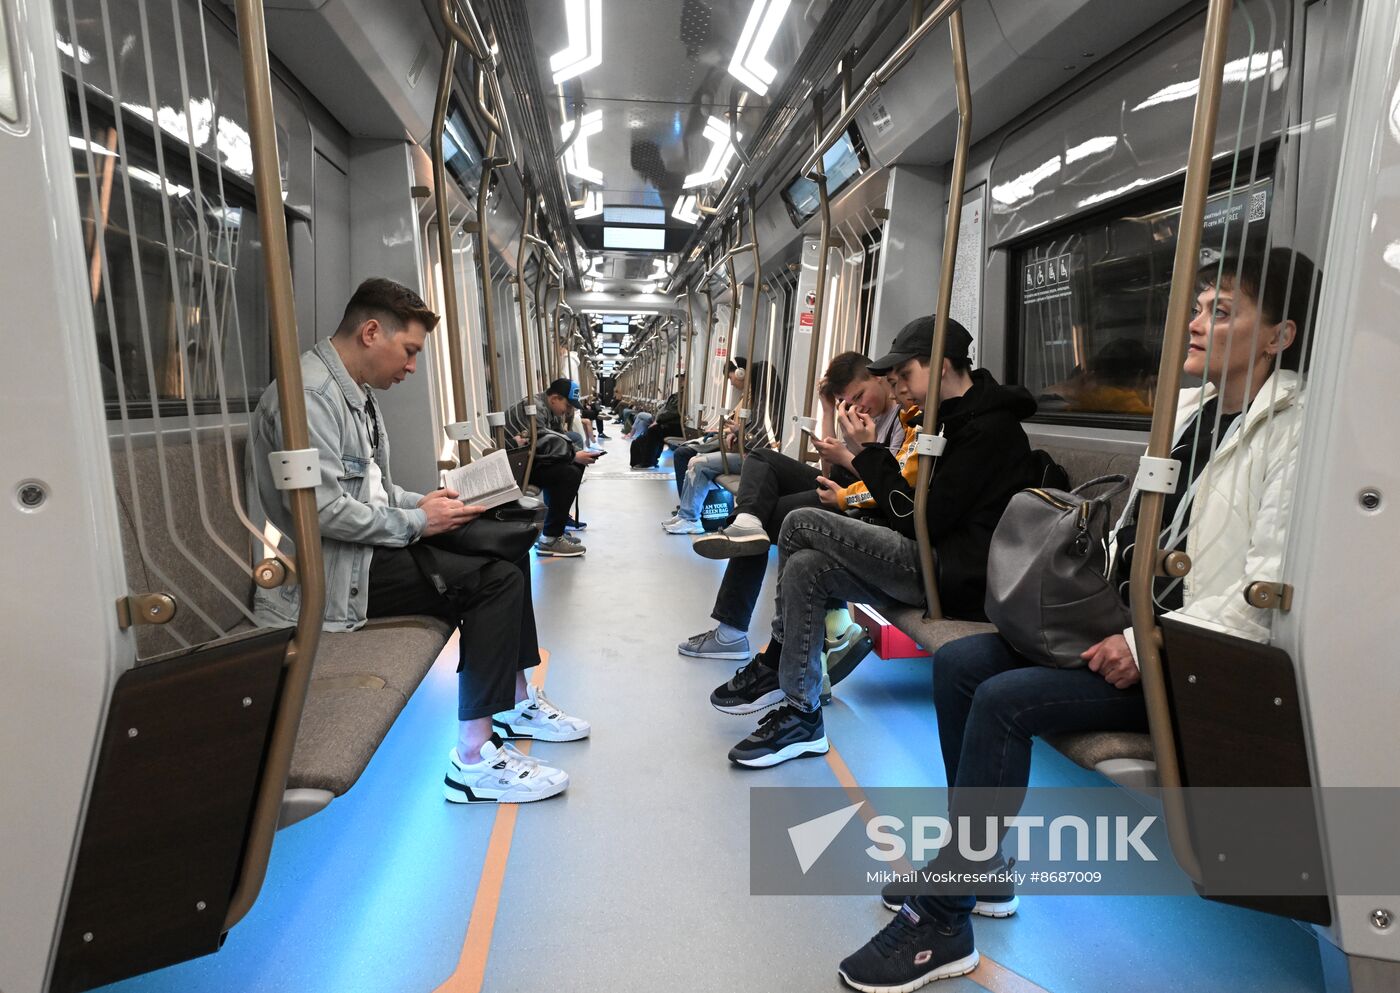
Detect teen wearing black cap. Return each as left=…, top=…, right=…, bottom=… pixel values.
left=707, top=314, right=1043, bottom=768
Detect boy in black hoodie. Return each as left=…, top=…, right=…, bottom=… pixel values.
left=707, top=316, right=1039, bottom=768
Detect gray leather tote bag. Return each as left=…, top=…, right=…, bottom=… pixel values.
left=983, top=475, right=1131, bottom=668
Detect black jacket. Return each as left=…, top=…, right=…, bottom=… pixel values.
left=851, top=369, right=1037, bottom=620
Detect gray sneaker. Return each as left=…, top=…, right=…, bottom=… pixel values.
left=536, top=533, right=586, bottom=557
left=677, top=628, right=751, bottom=660
left=690, top=520, right=769, bottom=559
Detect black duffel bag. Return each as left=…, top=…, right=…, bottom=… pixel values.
left=409, top=499, right=547, bottom=591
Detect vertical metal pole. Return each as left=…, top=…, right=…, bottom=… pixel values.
left=799, top=89, right=832, bottom=464
left=515, top=190, right=541, bottom=480
left=1126, top=0, right=1236, bottom=886
left=476, top=135, right=507, bottom=451
left=225, top=0, right=324, bottom=930
left=430, top=36, right=472, bottom=466
left=910, top=12, right=970, bottom=622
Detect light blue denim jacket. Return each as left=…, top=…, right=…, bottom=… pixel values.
left=246, top=339, right=428, bottom=631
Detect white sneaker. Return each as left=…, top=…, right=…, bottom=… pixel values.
left=443, top=736, right=568, bottom=803
left=493, top=684, right=591, bottom=742
left=664, top=517, right=705, bottom=534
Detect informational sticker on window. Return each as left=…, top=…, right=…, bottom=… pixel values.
left=1022, top=253, right=1072, bottom=305
left=950, top=186, right=985, bottom=365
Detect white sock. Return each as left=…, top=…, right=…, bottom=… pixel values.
left=733, top=512, right=763, bottom=531
left=825, top=607, right=853, bottom=642
left=716, top=623, right=747, bottom=644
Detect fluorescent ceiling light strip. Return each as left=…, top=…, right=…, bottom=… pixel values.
left=673, top=194, right=700, bottom=224
left=562, top=110, right=604, bottom=185
left=683, top=117, right=741, bottom=189
left=550, top=0, right=603, bottom=84
left=727, top=0, right=791, bottom=96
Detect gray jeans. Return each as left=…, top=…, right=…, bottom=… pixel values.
left=771, top=508, right=926, bottom=711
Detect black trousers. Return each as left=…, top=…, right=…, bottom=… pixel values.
left=367, top=537, right=540, bottom=721
left=527, top=460, right=584, bottom=537
left=673, top=444, right=699, bottom=497
left=712, top=449, right=858, bottom=630
left=630, top=423, right=671, bottom=468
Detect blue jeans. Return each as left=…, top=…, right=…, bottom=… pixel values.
left=678, top=450, right=744, bottom=520
left=771, top=509, right=926, bottom=711
left=919, top=633, right=1148, bottom=923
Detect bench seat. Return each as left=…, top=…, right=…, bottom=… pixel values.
left=111, top=433, right=455, bottom=824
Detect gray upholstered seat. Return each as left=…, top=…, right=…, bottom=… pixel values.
left=110, top=433, right=453, bottom=819
left=663, top=436, right=686, bottom=449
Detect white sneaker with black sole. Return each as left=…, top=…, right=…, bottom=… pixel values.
left=492, top=684, right=591, bottom=742
left=443, top=736, right=568, bottom=803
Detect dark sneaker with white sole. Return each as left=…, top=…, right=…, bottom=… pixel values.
left=710, top=656, right=783, bottom=714
left=881, top=859, right=1019, bottom=918
left=691, top=520, right=769, bottom=559
left=728, top=704, right=829, bottom=768
left=838, top=902, right=979, bottom=992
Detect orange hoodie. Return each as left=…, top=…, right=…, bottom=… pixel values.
left=835, top=406, right=922, bottom=511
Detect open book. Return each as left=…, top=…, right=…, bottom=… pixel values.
left=440, top=449, right=522, bottom=511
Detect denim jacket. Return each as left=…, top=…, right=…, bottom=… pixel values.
left=246, top=339, right=428, bottom=632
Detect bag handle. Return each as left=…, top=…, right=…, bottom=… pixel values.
left=1070, top=474, right=1130, bottom=499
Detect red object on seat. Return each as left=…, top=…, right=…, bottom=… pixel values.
left=852, top=603, right=931, bottom=659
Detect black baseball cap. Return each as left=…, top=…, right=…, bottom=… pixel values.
left=868, top=316, right=972, bottom=373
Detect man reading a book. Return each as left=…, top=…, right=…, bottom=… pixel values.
left=248, top=277, right=589, bottom=805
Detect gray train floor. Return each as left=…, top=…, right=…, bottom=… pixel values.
left=97, top=438, right=1329, bottom=993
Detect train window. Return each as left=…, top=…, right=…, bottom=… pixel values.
left=781, top=125, right=868, bottom=226
left=71, top=100, right=272, bottom=419
left=1013, top=170, right=1274, bottom=427
left=443, top=103, right=484, bottom=194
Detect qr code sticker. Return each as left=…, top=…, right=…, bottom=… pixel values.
left=1247, top=190, right=1267, bottom=222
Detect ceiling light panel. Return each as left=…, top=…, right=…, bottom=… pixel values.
left=727, top=0, right=792, bottom=96
left=673, top=194, right=700, bottom=224
left=604, top=227, right=666, bottom=250
left=574, top=188, right=603, bottom=218
left=683, top=117, right=740, bottom=189
left=549, top=0, right=603, bottom=85
left=562, top=109, right=605, bottom=185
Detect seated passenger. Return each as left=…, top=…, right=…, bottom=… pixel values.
left=675, top=350, right=908, bottom=664
left=630, top=375, right=686, bottom=467
left=668, top=359, right=749, bottom=497
left=708, top=315, right=1040, bottom=770
left=838, top=248, right=1318, bottom=991
left=247, top=278, right=589, bottom=804
left=663, top=360, right=782, bottom=528
left=502, top=377, right=600, bottom=557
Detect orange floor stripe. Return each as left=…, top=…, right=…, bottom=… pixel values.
left=432, top=650, right=550, bottom=993
left=823, top=744, right=1052, bottom=993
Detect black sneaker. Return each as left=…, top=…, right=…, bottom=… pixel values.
left=880, top=861, right=1019, bottom=918
left=728, top=704, right=829, bottom=768
left=565, top=516, right=588, bottom=531
left=710, top=657, right=784, bottom=715
left=838, top=902, right=979, bottom=992
left=826, top=623, right=875, bottom=688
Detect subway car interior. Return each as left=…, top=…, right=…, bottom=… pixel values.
left=3, top=0, right=1400, bottom=990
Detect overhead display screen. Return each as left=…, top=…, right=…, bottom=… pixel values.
left=603, top=226, right=667, bottom=250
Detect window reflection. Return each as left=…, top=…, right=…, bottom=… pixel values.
left=70, top=102, right=271, bottom=416
left=1016, top=176, right=1274, bottom=422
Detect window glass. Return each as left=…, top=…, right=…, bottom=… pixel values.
left=1015, top=175, right=1273, bottom=423
left=443, top=106, right=484, bottom=194
left=71, top=102, right=271, bottom=418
